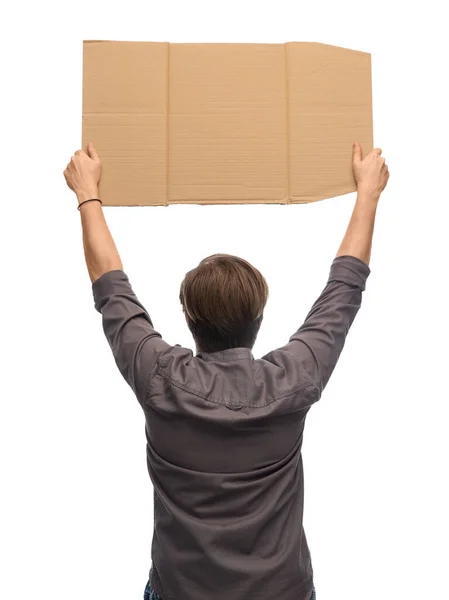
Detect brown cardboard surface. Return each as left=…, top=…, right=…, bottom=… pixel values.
left=82, top=41, right=373, bottom=206
left=287, top=43, right=373, bottom=203
left=82, top=42, right=168, bottom=206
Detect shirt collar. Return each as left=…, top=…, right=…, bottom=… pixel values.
left=196, top=347, right=254, bottom=362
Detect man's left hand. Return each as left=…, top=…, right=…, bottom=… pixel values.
left=64, top=142, right=102, bottom=204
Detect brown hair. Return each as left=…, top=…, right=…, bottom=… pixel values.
left=179, top=254, right=269, bottom=353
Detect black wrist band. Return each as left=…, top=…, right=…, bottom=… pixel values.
left=77, top=198, right=103, bottom=210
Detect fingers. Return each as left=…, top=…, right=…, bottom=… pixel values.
left=352, top=141, right=363, bottom=163
left=372, top=148, right=382, bottom=156
left=71, top=146, right=99, bottom=162
left=87, top=141, right=100, bottom=161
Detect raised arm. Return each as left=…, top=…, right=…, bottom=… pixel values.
left=64, top=142, right=122, bottom=283
left=336, top=142, right=390, bottom=265
left=265, top=142, right=389, bottom=396
left=64, top=143, right=171, bottom=404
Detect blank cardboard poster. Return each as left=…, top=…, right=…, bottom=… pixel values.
left=83, top=41, right=373, bottom=206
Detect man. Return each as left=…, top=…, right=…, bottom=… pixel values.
left=64, top=141, right=389, bottom=600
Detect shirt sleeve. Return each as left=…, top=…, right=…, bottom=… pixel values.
left=263, top=255, right=371, bottom=398
left=92, top=270, right=171, bottom=404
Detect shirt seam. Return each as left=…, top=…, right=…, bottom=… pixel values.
left=198, top=356, right=250, bottom=363
left=153, top=369, right=318, bottom=409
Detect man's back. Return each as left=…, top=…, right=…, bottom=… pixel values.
left=146, top=346, right=317, bottom=600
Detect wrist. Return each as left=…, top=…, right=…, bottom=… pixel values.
left=356, top=186, right=380, bottom=205
left=76, top=188, right=100, bottom=204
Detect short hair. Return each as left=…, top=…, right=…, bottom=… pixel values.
left=179, top=254, right=269, bottom=353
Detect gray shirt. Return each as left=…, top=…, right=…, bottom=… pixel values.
left=92, top=255, right=370, bottom=600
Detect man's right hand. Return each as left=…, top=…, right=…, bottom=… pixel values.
left=352, top=142, right=390, bottom=201
left=336, top=142, right=390, bottom=265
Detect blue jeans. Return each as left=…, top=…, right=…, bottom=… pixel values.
left=144, top=580, right=316, bottom=599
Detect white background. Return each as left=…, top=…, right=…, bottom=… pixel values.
left=1, top=1, right=448, bottom=599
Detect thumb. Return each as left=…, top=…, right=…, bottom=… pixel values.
left=352, top=141, right=362, bottom=164
left=87, top=141, right=100, bottom=161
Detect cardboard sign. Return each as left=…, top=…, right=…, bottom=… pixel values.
left=83, top=41, right=373, bottom=206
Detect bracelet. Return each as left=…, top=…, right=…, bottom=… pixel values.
left=77, top=198, right=103, bottom=210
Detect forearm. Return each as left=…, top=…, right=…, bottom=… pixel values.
left=336, top=190, right=379, bottom=266
left=78, top=195, right=123, bottom=283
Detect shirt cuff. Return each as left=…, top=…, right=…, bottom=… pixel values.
left=92, top=269, right=131, bottom=311
left=328, top=256, right=371, bottom=291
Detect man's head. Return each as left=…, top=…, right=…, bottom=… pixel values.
left=179, top=254, right=269, bottom=353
